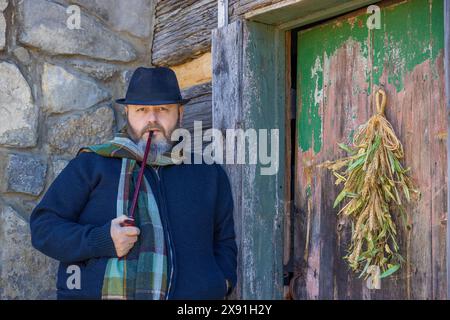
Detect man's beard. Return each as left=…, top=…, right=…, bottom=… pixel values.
left=128, top=118, right=181, bottom=162
left=136, top=135, right=173, bottom=162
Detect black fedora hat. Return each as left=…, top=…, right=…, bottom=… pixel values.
left=116, top=67, right=190, bottom=106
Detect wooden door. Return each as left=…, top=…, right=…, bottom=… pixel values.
left=293, top=0, right=447, bottom=299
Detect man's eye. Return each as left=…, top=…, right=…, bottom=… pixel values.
left=158, top=107, right=168, bottom=112
left=137, top=108, right=145, bottom=112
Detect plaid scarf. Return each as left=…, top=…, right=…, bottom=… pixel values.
left=77, top=126, right=185, bottom=300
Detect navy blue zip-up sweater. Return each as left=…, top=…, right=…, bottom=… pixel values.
left=29, top=152, right=237, bottom=300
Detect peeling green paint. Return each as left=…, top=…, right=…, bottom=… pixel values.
left=372, top=0, right=444, bottom=91
left=297, top=8, right=369, bottom=153
left=349, top=129, right=355, bottom=143
left=306, top=185, right=312, bottom=198
left=297, top=0, right=444, bottom=153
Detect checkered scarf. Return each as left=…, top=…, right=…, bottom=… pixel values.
left=77, top=126, right=185, bottom=300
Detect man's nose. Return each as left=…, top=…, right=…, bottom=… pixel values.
left=144, top=110, right=158, bottom=123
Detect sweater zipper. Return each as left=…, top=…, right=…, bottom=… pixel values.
left=151, top=165, right=175, bottom=300
left=154, top=166, right=160, bottom=180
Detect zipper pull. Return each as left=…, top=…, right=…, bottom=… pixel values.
left=153, top=165, right=160, bottom=180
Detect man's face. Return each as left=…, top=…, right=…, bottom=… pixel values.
left=125, top=104, right=184, bottom=154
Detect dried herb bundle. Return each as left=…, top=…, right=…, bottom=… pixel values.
left=318, top=89, right=420, bottom=279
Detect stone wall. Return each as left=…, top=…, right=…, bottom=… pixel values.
left=0, top=0, right=156, bottom=299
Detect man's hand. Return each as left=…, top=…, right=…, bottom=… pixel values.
left=110, top=215, right=140, bottom=258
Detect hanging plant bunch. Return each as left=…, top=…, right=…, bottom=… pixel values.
left=318, top=89, right=420, bottom=279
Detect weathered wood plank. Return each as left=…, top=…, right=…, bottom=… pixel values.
left=182, top=82, right=212, bottom=132
left=444, top=0, right=450, bottom=299
left=218, top=0, right=229, bottom=27
left=430, top=53, right=447, bottom=299
left=152, top=0, right=217, bottom=66
left=295, top=9, right=371, bottom=299
left=212, top=20, right=244, bottom=299
left=180, top=82, right=212, bottom=154
left=212, top=19, right=286, bottom=299
left=228, top=0, right=285, bottom=22
left=283, top=30, right=294, bottom=300
left=241, top=20, right=286, bottom=299
left=243, top=0, right=380, bottom=29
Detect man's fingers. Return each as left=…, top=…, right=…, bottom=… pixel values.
left=121, top=226, right=140, bottom=236
left=125, top=236, right=138, bottom=243
left=111, top=216, right=140, bottom=258
left=114, top=215, right=132, bottom=224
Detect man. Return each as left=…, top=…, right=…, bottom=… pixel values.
left=30, top=67, right=237, bottom=300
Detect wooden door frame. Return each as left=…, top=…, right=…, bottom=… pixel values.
left=212, top=0, right=450, bottom=299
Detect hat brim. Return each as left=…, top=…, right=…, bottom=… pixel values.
left=115, top=98, right=191, bottom=106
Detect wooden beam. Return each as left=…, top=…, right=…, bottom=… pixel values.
left=171, top=52, right=212, bottom=89
left=229, top=0, right=285, bottom=22
left=278, top=0, right=379, bottom=30
left=181, top=82, right=212, bottom=133
left=180, top=82, right=213, bottom=154
left=218, top=0, right=228, bottom=28
left=152, top=0, right=216, bottom=66
left=244, top=0, right=304, bottom=20
left=244, top=0, right=380, bottom=30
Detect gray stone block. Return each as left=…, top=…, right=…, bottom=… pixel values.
left=0, top=13, right=5, bottom=50
left=18, top=0, right=137, bottom=62
left=69, top=0, right=154, bottom=38
left=0, top=205, right=58, bottom=299
left=12, top=46, right=31, bottom=65
left=0, top=62, right=38, bottom=148
left=67, top=59, right=119, bottom=81
left=0, top=0, right=8, bottom=11
left=5, top=154, right=47, bottom=196
left=47, top=105, right=115, bottom=155
left=42, top=63, right=110, bottom=114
